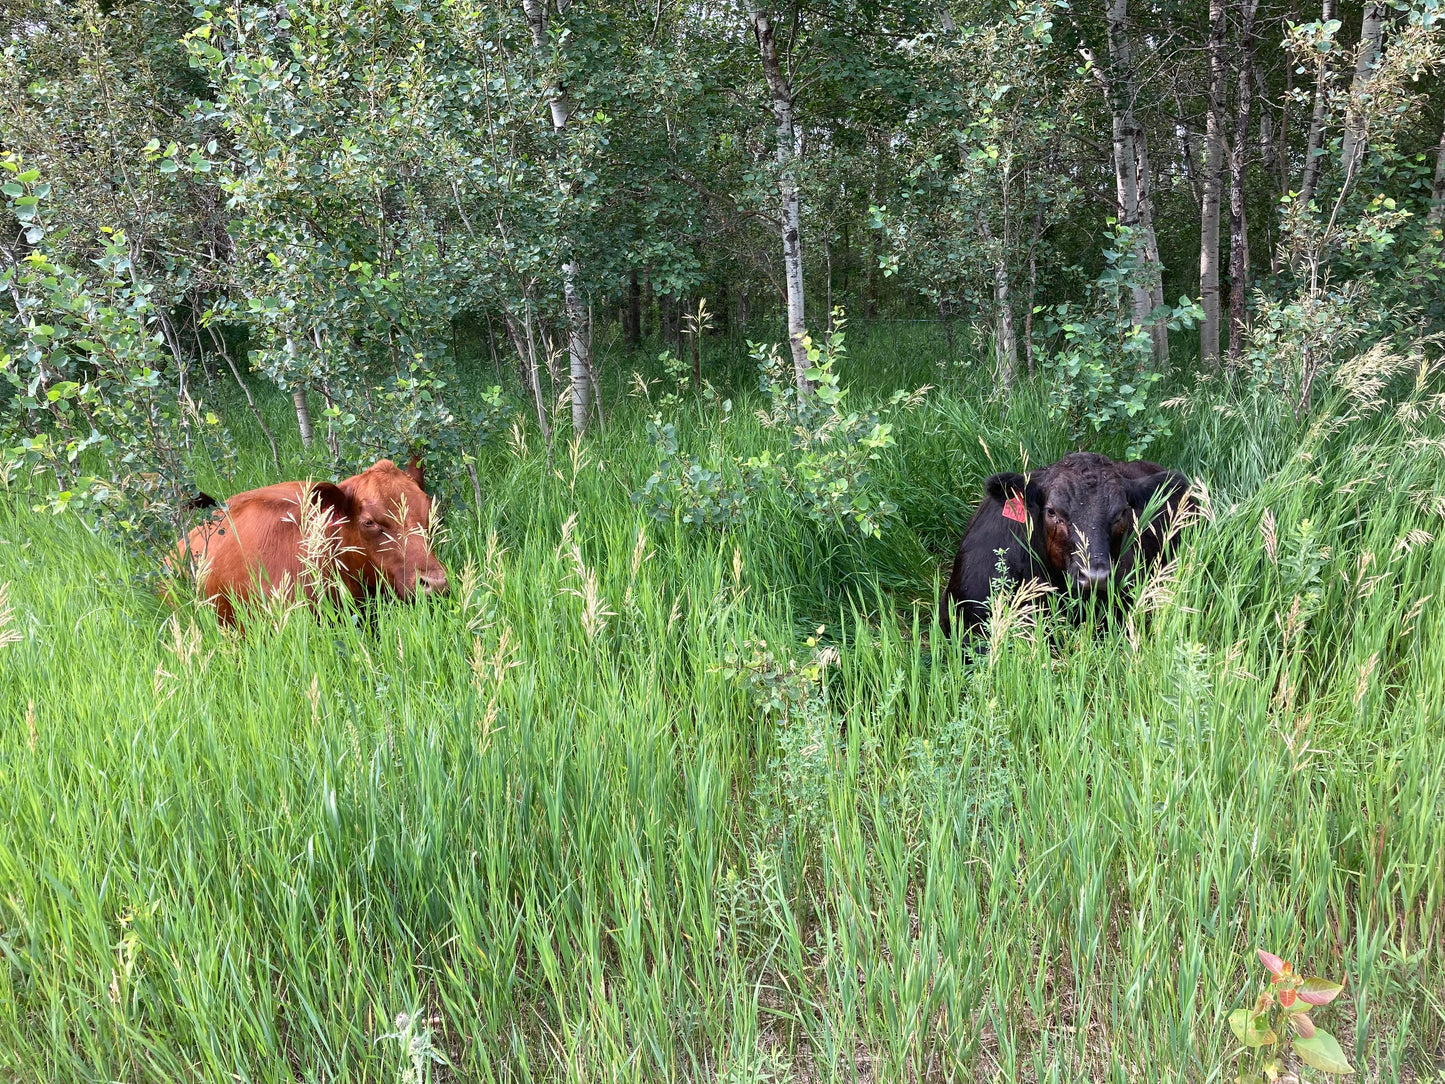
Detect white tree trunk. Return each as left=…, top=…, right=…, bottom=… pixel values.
left=1102, top=0, right=1168, bottom=366
left=564, top=261, right=590, bottom=432
left=293, top=389, right=314, bottom=449
left=993, top=254, right=1017, bottom=391
left=285, top=336, right=314, bottom=448
left=1199, top=0, right=1227, bottom=369
left=1339, top=1, right=1387, bottom=179
left=753, top=8, right=811, bottom=394
left=1135, top=133, right=1169, bottom=364
left=1429, top=111, right=1445, bottom=226
left=1229, top=0, right=1259, bottom=362
left=521, top=0, right=592, bottom=434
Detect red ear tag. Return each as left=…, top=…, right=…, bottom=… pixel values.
left=1002, top=494, right=1027, bottom=523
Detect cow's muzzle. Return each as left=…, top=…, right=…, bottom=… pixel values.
left=417, top=569, right=450, bottom=596
left=1072, top=564, right=1111, bottom=594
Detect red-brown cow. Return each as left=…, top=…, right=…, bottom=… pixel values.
left=177, top=458, right=448, bottom=627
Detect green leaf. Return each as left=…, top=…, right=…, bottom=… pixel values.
left=1, top=182, right=22, bottom=198
left=46, top=381, right=81, bottom=402
left=1228, top=1009, right=1251, bottom=1043
left=1293, top=1031, right=1354, bottom=1074
left=1229, top=1009, right=1278, bottom=1047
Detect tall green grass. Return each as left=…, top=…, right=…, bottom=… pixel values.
left=1, top=326, right=1442, bottom=1082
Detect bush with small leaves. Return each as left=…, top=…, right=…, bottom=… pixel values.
left=634, top=311, right=920, bottom=537
left=752, top=310, right=920, bottom=538
left=1, top=155, right=230, bottom=565
left=1039, top=224, right=1201, bottom=457
left=632, top=415, right=764, bottom=529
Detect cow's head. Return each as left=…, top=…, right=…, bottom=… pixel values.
left=309, top=458, right=449, bottom=600
left=986, top=453, right=1188, bottom=596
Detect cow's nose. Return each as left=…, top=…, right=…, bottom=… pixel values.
left=418, top=569, right=450, bottom=596
left=1074, top=565, right=1110, bottom=592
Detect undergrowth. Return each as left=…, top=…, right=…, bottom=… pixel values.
left=1, top=325, right=1442, bottom=1082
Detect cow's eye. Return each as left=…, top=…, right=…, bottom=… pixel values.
left=362, top=517, right=378, bottom=529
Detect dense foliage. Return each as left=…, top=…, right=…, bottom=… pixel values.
left=4, top=0, right=1443, bottom=501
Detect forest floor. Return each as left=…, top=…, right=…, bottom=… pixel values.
left=2, top=324, right=1442, bottom=1082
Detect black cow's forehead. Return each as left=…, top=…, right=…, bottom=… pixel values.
left=1042, top=453, right=1127, bottom=510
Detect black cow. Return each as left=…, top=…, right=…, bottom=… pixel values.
left=940, top=452, right=1191, bottom=636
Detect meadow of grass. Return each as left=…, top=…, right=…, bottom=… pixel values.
left=1, top=324, right=1442, bottom=1082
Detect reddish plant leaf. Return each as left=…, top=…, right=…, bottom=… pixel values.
left=1258, top=949, right=1287, bottom=977
left=1290, top=1012, right=1316, bottom=1039
left=1279, top=987, right=1298, bottom=1008
left=1298, top=976, right=1345, bottom=1006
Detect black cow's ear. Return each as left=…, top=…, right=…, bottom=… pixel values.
left=1024, top=476, right=1047, bottom=511
left=985, top=471, right=1027, bottom=503
left=307, top=481, right=354, bottom=521
left=1125, top=469, right=1189, bottom=514
left=403, top=456, right=426, bottom=491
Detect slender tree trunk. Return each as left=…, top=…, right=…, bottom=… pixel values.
left=1339, top=1, right=1387, bottom=178
left=824, top=233, right=833, bottom=333
left=521, top=0, right=592, bottom=435
left=1181, top=127, right=1203, bottom=209
left=1278, top=40, right=1293, bottom=204
left=754, top=8, right=811, bottom=393
left=285, top=335, right=314, bottom=449
left=563, top=266, right=591, bottom=432
left=626, top=269, right=641, bottom=348
left=1254, top=62, right=1275, bottom=177
left=1297, top=0, right=1336, bottom=212
left=1429, top=110, right=1445, bottom=226
left=1200, top=0, right=1227, bottom=369
left=1135, top=133, right=1169, bottom=363
left=505, top=308, right=552, bottom=447
left=1024, top=196, right=1045, bottom=377
left=993, top=255, right=1017, bottom=391
left=1229, top=0, right=1259, bottom=362
left=1099, top=0, right=1168, bottom=365
left=293, top=389, right=314, bottom=449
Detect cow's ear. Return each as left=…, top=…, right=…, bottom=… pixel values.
left=403, top=456, right=426, bottom=491
left=1024, top=476, right=1046, bottom=512
left=307, top=481, right=354, bottom=522
left=985, top=471, right=1027, bottom=503
left=1125, top=469, right=1189, bottom=515
left=986, top=471, right=1047, bottom=516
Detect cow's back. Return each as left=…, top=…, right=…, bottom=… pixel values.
left=180, top=482, right=325, bottom=625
